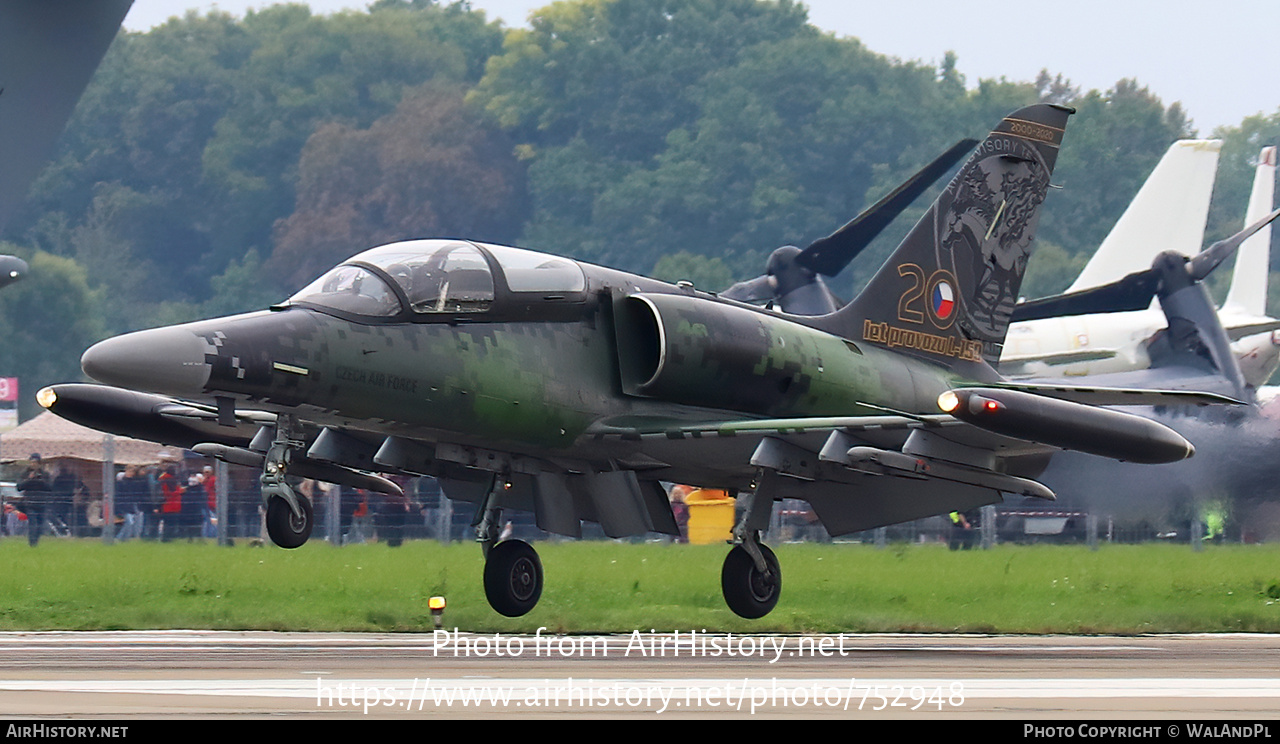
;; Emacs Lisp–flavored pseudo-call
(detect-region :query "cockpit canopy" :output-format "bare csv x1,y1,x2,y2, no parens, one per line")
286,240,586,318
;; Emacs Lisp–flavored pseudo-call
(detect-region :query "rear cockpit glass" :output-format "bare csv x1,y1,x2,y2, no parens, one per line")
356,241,494,314
288,265,402,317
482,244,585,293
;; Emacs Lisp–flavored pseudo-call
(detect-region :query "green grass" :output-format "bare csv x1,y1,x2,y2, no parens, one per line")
2,539,1280,633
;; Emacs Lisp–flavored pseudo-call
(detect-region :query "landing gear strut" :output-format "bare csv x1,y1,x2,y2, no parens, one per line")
721,472,782,618
475,478,544,617
260,416,312,549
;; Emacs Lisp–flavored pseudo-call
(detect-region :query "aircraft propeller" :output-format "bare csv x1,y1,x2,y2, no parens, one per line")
721,138,979,314
1011,206,1280,323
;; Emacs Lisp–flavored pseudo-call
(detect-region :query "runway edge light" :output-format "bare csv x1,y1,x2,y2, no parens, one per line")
429,596,446,629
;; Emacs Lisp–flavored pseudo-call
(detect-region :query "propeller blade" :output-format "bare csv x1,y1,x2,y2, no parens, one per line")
1187,205,1280,282
721,274,777,303
797,138,979,277
1010,269,1162,322
1012,207,1280,323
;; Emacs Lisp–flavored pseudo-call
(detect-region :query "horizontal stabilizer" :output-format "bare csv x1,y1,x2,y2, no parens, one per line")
999,348,1119,367
1226,319,1280,341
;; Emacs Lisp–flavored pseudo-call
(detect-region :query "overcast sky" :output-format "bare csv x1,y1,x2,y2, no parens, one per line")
122,0,1280,134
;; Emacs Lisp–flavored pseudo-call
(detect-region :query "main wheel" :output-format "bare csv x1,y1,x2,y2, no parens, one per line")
721,543,781,619
483,539,543,617
266,495,313,549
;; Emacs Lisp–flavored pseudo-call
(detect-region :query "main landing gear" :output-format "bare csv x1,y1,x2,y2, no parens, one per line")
722,537,781,619
483,539,543,617
720,474,782,619
260,417,313,549
475,483,544,617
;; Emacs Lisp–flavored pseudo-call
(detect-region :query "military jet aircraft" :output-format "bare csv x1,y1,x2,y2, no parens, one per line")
42,104,1241,619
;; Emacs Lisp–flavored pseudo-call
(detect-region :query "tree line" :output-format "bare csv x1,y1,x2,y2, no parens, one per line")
2,0,1278,419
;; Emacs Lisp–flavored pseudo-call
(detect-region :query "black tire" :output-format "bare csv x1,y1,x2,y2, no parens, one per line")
483,540,543,617
266,495,313,549
721,543,781,619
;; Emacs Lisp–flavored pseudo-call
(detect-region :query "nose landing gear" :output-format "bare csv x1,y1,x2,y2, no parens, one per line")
260,417,313,549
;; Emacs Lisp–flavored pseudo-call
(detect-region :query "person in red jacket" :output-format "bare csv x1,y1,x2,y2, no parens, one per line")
157,465,182,542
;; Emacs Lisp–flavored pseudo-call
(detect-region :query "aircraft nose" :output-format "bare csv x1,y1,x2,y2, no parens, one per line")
81,326,211,397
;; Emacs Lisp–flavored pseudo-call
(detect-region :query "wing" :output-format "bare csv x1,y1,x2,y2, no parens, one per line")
38,382,1200,540
586,411,1059,535
999,348,1119,368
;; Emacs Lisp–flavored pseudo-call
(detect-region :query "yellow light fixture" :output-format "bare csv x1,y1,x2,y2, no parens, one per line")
36,387,57,410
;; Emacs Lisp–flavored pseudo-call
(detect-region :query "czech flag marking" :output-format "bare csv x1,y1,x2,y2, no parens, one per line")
932,280,955,320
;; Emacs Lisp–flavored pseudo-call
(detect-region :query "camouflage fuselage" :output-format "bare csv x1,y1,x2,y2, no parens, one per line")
113,264,962,478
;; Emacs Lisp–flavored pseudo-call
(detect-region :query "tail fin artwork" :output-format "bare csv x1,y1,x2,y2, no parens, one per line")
819,104,1073,370
1067,140,1221,293
1222,146,1277,317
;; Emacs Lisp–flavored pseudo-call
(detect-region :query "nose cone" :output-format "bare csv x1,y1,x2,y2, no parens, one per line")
82,326,211,397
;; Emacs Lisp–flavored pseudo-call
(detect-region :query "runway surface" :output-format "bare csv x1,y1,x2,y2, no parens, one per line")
0,631,1277,718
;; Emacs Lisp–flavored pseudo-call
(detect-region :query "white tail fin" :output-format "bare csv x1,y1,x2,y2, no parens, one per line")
1223,146,1276,316
1067,139,1221,293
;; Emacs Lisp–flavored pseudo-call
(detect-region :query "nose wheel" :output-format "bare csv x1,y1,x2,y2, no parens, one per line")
721,542,781,619
265,492,313,549
483,539,543,617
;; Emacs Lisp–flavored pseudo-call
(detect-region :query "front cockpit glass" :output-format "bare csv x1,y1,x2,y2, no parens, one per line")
288,265,402,317
481,244,586,293
354,241,494,314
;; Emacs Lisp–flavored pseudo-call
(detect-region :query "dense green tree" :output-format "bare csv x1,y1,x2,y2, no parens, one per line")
4,2,506,337
271,82,526,288
651,251,734,291
202,2,506,270
1026,79,1194,296
0,0,1250,360
473,0,810,157
0,247,105,420
471,0,817,269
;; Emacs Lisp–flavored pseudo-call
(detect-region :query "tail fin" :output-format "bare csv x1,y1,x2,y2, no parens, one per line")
1222,146,1276,316
1067,140,1220,293
820,104,1072,370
